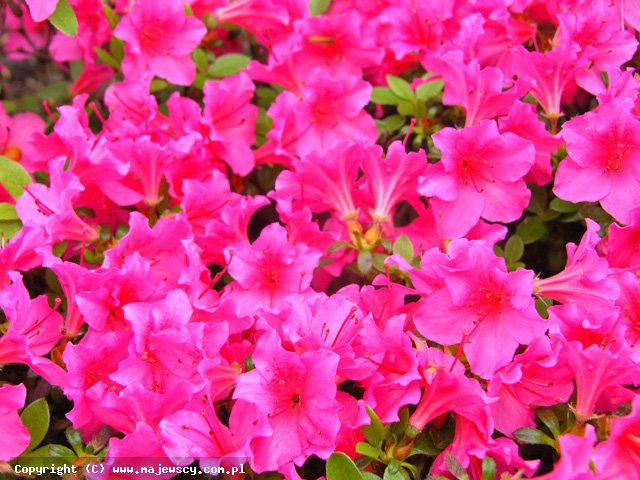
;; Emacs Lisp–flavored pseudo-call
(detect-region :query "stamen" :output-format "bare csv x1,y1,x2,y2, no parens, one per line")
403,118,417,148
42,100,57,123
198,251,234,299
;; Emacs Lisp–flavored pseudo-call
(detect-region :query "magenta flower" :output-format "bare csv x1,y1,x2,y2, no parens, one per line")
225,223,322,311
115,0,206,85
593,395,640,477
419,120,535,230
24,0,58,22
422,50,526,127
233,332,341,472
0,384,29,461
413,240,546,378
554,98,640,224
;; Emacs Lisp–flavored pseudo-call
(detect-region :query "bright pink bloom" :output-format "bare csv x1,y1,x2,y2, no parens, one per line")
564,340,635,421
160,399,269,470
419,120,534,231
110,290,204,393
257,69,376,163
413,240,546,378
488,337,573,435
202,74,258,176
0,384,29,461
233,332,341,471
224,223,321,312
511,42,586,121
25,0,58,22
16,158,99,243
536,425,597,480
362,141,428,224
536,219,619,317
272,140,372,220
421,50,526,127
0,103,45,170
499,100,562,186
115,0,206,85
556,1,638,72
593,395,640,478
554,98,640,224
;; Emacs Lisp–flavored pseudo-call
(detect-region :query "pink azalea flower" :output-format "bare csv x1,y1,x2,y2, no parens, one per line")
413,239,547,378
25,0,58,22
362,141,428,224
0,384,30,462
593,395,640,478
421,50,526,127
202,74,258,176
601,209,640,271
536,425,597,480
160,399,269,470
224,223,322,312
498,100,562,186
110,290,204,393
419,120,535,231
115,0,206,85
256,69,376,164
16,158,99,244
272,140,371,221
233,332,341,471
536,219,619,318
0,103,45,169
554,98,640,224
511,41,587,123
488,337,574,435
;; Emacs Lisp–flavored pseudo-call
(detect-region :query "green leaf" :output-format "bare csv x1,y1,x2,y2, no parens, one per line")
0,203,18,221
371,87,401,105
193,48,208,73
517,216,547,244
309,0,331,15
536,408,561,438
357,250,373,275
326,452,364,480
48,0,78,36
102,3,119,29
362,406,385,448
393,234,414,262
94,47,120,70
386,75,413,102
549,197,581,213
363,474,383,480
396,100,416,117
36,82,70,101
149,79,169,93
415,79,443,101
20,398,50,453
513,428,557,449
355,442,381,460
504,235,524,264
327,241,351,255
376,115,405,133
110,36,125,63
0,156,32,199
481,457,496,480
409,432,439,457
65,427,84,456
48,444,76,461
383,461,408,480
208,54,251,77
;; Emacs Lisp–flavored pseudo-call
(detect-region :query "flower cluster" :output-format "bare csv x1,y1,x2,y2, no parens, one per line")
1,0,640,479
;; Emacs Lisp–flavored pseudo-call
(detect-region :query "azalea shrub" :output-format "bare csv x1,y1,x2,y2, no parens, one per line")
1,0,640,479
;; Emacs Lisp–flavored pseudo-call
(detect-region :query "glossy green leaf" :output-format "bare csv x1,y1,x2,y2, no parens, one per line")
517,216,548,244
362,406,385,448
208,54,251,77
514,428,557,448
393,234,414,262
326,452,364,480
386,75,413,101
481,457,496,480
357,250,373,275
20,398,50,453
309,0,331,15
48,0,78,36
504,235,524,264
0,156,32,200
